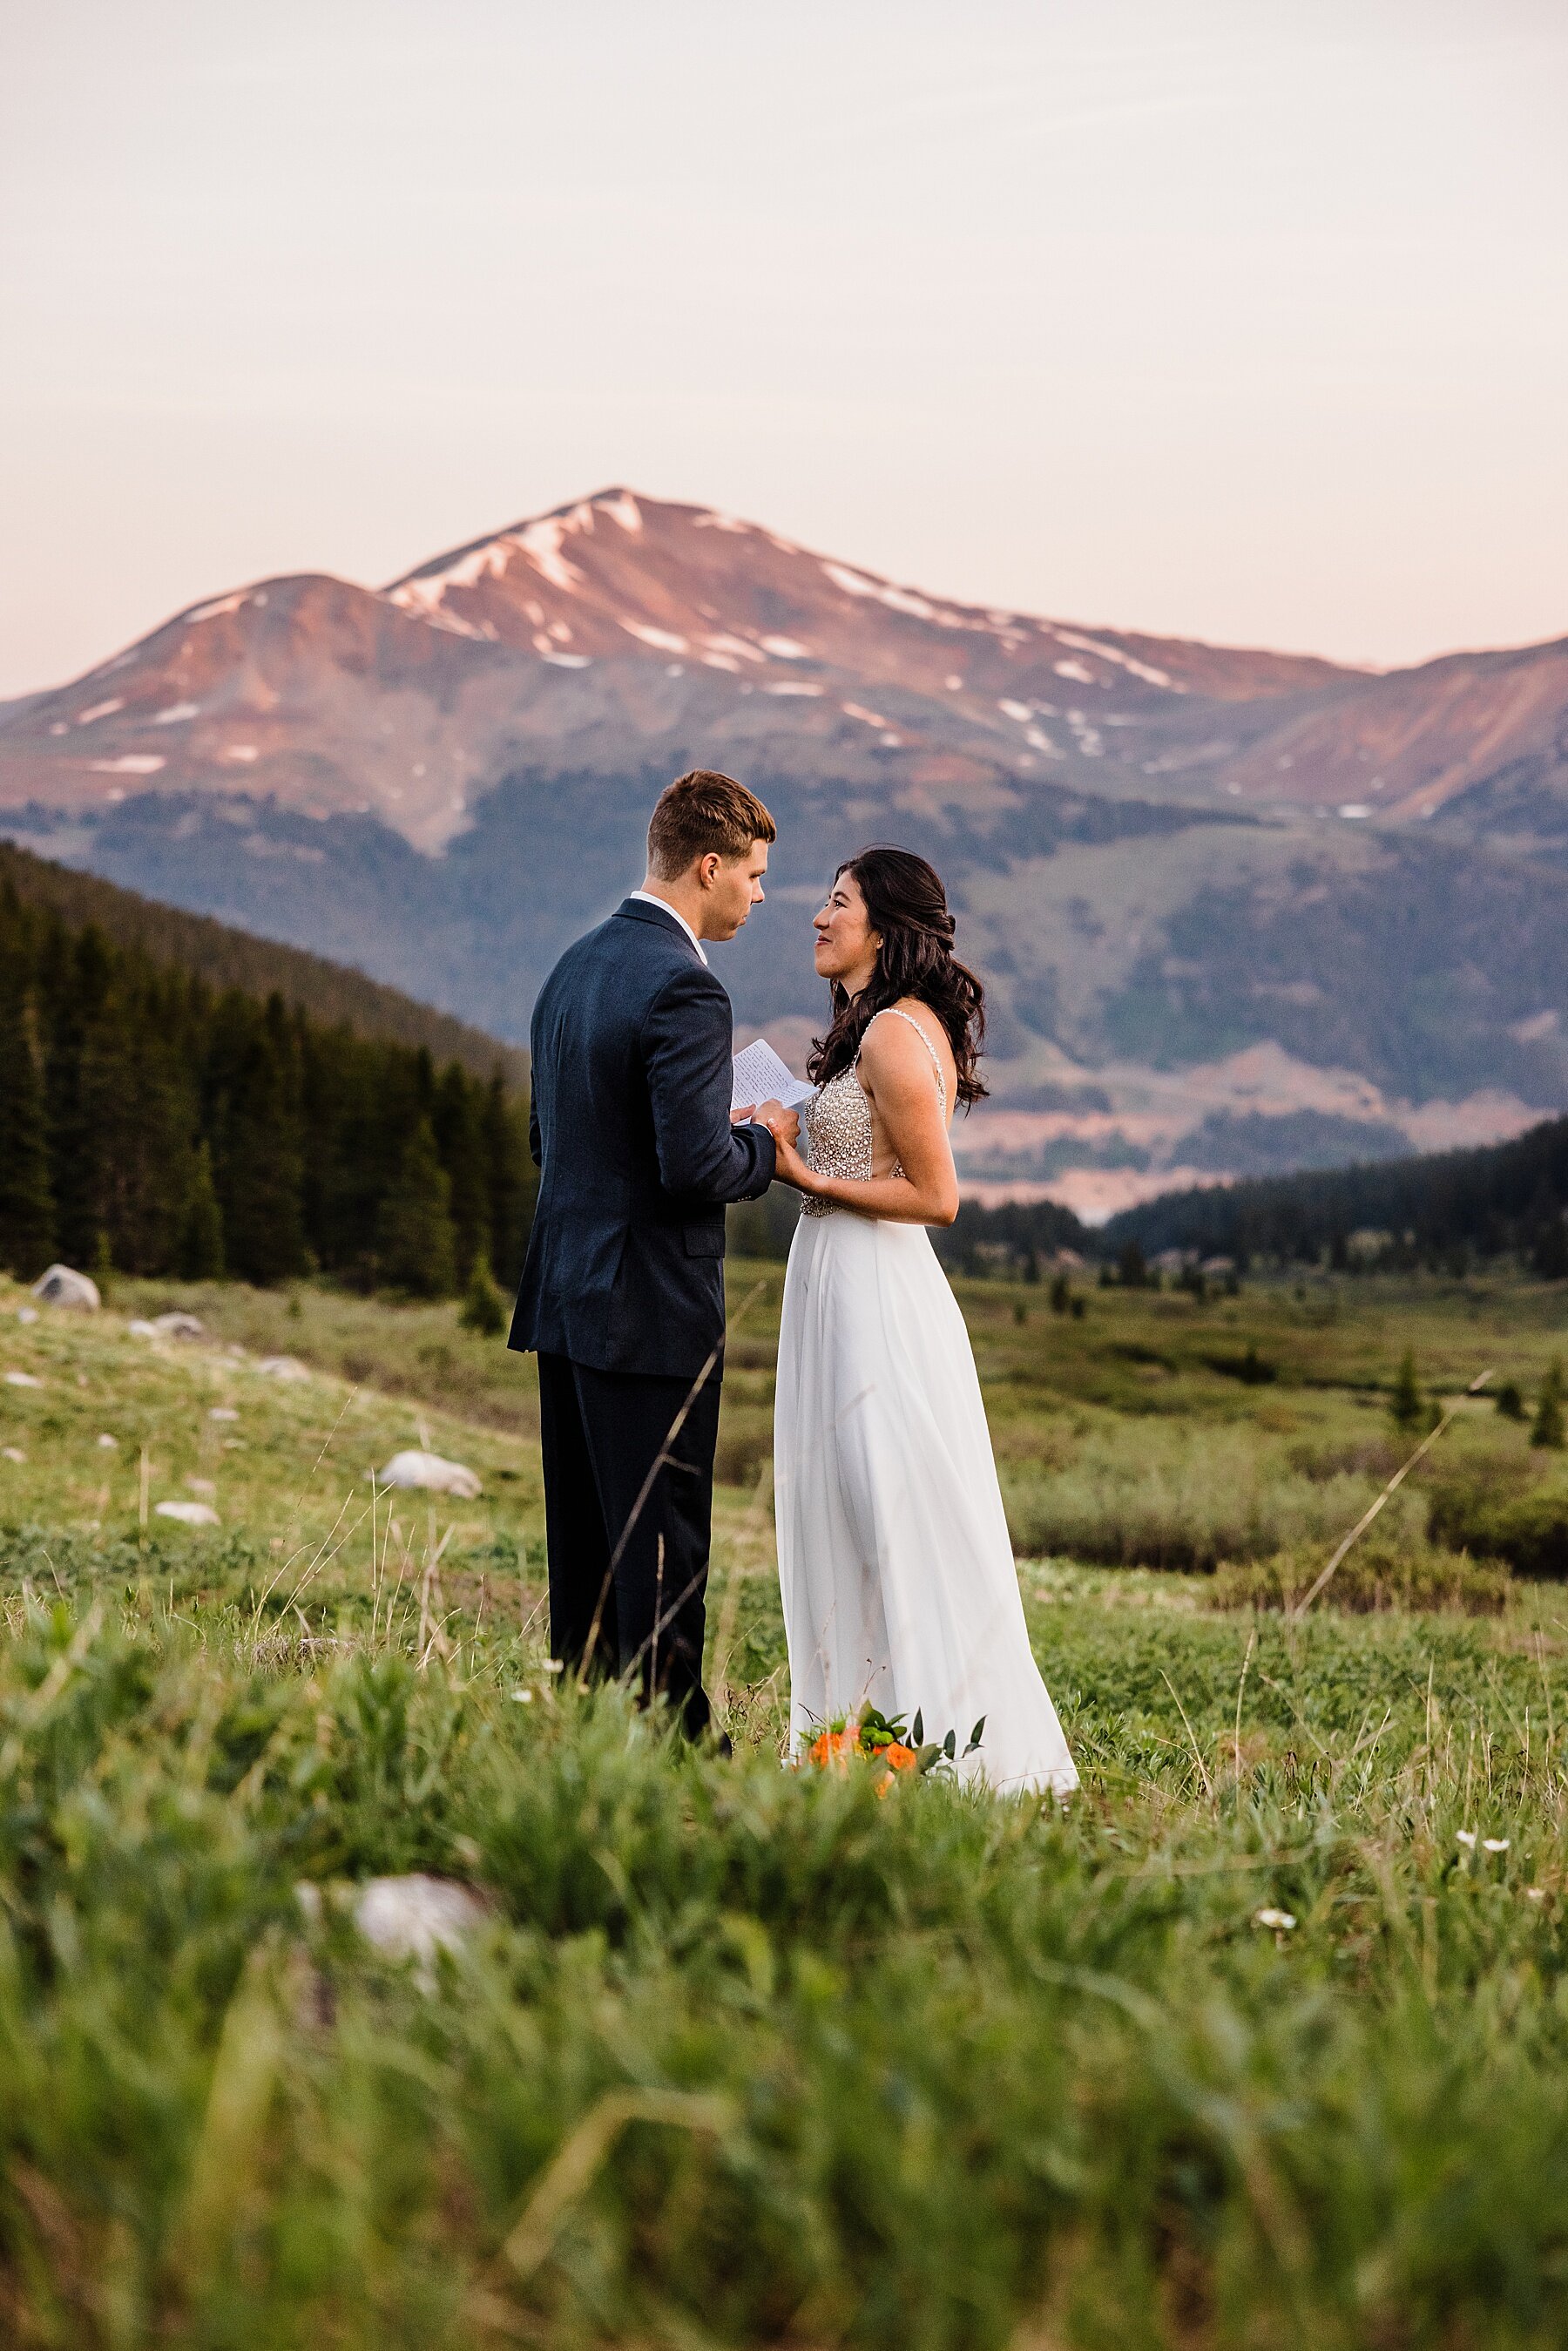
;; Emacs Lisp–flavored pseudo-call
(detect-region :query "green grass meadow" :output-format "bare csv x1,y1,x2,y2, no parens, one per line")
2,1263,1567,2347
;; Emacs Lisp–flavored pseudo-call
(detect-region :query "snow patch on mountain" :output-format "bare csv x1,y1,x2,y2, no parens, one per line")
622,622,688,654
1054,629,1180,692
597,491,643,533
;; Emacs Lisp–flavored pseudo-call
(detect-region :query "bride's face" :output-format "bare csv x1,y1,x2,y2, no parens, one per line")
813,870,880,993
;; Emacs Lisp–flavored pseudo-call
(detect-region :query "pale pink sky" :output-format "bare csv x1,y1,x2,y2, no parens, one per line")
2,0,1565,697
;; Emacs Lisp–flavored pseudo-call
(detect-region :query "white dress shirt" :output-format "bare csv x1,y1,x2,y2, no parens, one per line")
627,889,708,966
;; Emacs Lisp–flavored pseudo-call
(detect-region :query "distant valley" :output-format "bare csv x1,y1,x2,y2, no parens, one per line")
3,489,1565,1216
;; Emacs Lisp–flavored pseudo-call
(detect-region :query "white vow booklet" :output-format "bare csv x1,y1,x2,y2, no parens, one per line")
730,1037,814,1115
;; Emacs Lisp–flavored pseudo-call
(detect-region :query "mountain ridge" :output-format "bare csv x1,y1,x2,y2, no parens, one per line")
2,487,1565,1214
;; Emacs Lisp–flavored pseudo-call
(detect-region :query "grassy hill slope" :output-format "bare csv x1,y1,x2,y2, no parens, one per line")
3,1267,1568,2342
0,839,524,1083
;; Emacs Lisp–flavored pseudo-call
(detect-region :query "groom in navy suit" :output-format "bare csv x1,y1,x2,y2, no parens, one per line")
510,769,797,1739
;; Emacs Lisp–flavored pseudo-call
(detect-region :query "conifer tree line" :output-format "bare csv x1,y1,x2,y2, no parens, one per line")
0,880,536,1297
1099,1112,1568,1275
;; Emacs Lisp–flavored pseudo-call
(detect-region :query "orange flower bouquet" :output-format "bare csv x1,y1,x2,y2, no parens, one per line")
803,1704,984,1789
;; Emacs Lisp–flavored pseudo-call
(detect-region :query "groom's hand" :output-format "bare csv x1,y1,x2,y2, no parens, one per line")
752,1098,800,1149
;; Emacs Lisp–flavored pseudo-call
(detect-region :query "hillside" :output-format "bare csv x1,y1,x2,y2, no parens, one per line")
0,871,534,1291
2,489,1565,1209
1100,1110,1568,1272
6,1265,1568,2338
0,841,524,1082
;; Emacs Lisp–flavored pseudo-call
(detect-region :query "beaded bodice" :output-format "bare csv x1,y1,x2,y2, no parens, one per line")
800,1008,947,1217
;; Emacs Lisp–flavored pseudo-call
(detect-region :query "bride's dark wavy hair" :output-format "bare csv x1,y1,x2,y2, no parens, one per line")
807,845,988,1108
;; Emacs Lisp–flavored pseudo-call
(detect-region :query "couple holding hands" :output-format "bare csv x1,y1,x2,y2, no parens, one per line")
511,768,1076,1796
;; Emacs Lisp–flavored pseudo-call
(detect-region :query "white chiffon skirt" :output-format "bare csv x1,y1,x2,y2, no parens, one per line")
774,1210,1078,1796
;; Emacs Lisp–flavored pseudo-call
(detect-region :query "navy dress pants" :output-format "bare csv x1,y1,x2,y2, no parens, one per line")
535,1350,723,1738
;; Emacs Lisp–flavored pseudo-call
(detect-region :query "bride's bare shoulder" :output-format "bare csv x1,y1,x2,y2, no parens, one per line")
861,1000,955,1084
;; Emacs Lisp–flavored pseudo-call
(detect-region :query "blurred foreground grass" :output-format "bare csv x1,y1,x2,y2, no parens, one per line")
1,1266,1567,2345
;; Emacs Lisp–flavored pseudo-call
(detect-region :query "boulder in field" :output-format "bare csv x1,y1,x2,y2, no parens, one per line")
256,1355,309,1381
155,1500,220,1527
298,1873,490,1986
31,1265,100,1311
4,1371,42,1388
15,1306,37,1325
374,1449,483,1499
151,1311,206,1341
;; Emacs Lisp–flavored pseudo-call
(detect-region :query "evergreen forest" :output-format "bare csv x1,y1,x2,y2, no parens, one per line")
0,875,535,1296
1101,1112,1568,1274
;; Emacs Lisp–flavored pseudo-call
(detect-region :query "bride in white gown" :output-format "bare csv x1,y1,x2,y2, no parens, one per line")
766,848,1077,1797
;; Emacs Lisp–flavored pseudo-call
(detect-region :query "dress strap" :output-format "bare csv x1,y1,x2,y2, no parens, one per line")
862,1006,948,1107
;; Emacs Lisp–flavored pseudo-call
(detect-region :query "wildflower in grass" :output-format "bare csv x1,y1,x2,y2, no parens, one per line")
1456,1830,1477,1848
808,1727,856,1772
1527,1887,1548,1902
802,1705,982,1778
1484,1838,1510,1853
1254,1907,1296,1931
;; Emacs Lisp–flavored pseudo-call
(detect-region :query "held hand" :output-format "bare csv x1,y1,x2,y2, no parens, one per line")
769,1131,815,1193
752,1098,801,1150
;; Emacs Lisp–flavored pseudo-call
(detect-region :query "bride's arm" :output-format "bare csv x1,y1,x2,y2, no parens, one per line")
771,1018,960,1226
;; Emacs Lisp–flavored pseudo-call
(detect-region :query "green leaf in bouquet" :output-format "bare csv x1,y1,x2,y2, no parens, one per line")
943,1728,956,1758
912,1709,924,1746
964,1716,986,1756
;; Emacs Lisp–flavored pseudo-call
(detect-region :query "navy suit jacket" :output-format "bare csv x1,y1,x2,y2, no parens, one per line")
509,898,777,1378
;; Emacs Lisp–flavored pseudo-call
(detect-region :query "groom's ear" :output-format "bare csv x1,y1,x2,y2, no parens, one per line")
695,851,724,891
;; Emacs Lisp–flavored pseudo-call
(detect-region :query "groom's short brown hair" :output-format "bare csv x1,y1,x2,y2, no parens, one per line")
647,769,776,878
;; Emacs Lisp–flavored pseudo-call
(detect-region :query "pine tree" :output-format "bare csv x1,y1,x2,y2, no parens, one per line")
74,1000,197,1275
179,1141,226,1280
222,1027,308,1284
1536,1216,1568,1282
459,1250,508,1336
1531,1360,1565,1452
1049,1271,1071,1316
1117,1241,1148,1291
376,1117,458,1295
483,1072,536,1286
432,1062,493,1280
0,983,55,1277
1389,1346,1424,1434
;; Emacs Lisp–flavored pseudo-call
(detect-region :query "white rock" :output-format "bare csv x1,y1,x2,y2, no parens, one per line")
151,1311,206,1340
4,1371,42,1388
255,1355,309,1381
374,1449,483,1499
16,1305,38,1325
127,1319,158,1338
97,1433,118,1448
353,1875,489,1967
186,1475,217,1496
155,1500,220,1527
209,1406,240,1421
31,1264,101,1311
1,1447,24,1465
